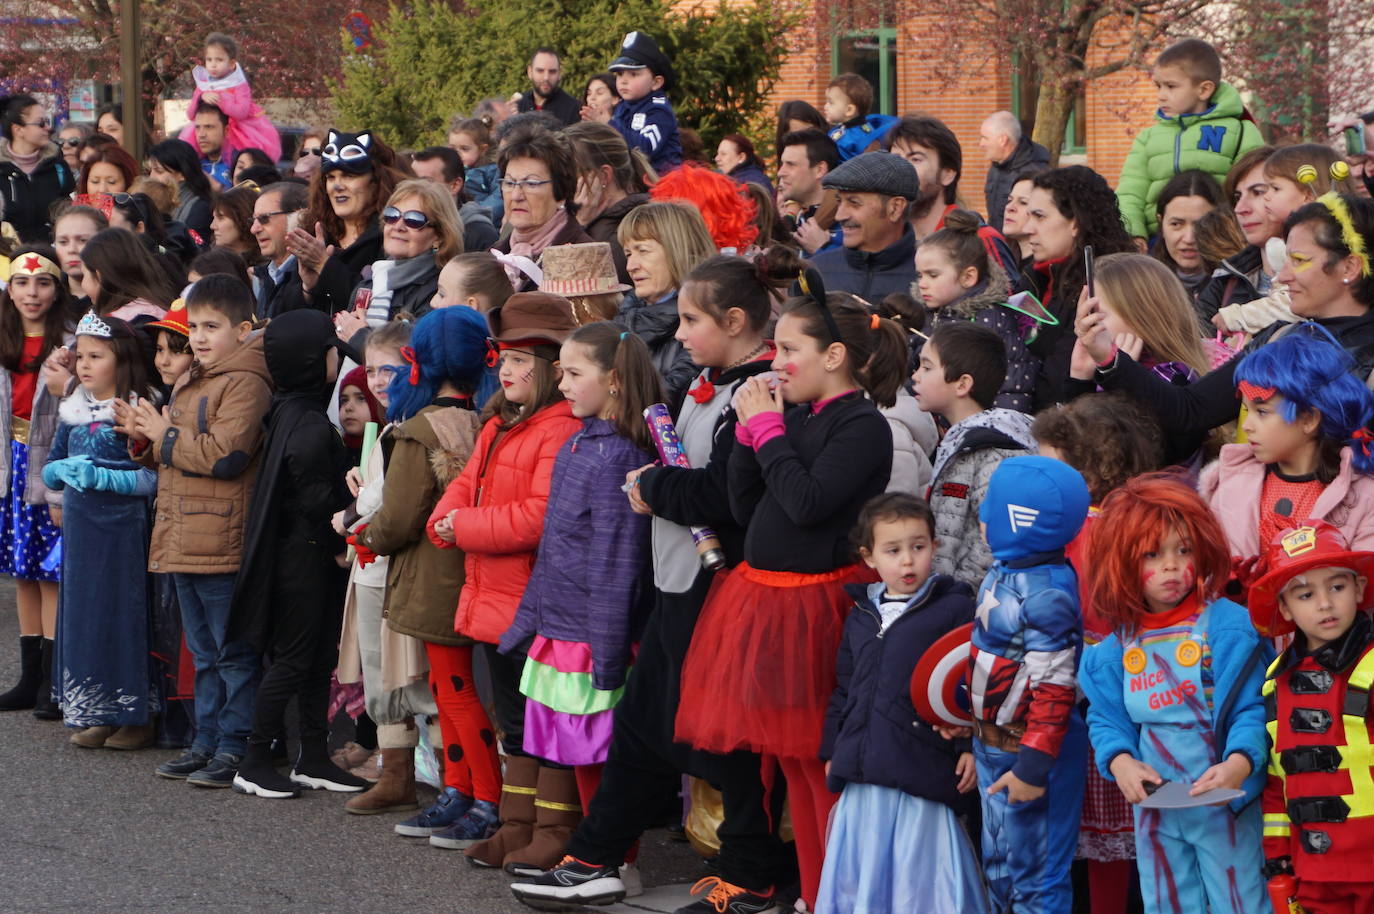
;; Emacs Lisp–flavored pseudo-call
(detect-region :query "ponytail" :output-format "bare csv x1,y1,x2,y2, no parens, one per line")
683,253,783,331
923,208,990,281
567,321,662,453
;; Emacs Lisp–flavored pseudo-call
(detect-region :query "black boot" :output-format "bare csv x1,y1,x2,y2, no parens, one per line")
0,635,42,711
232,740,300,799
31,638,61,720
291,738,369,792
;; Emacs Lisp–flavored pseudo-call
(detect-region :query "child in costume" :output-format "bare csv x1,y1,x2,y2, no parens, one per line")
1033,392,1167,914
227,309,362,799
426,292,582,872
1201,332,1374,567
916,208,1041,412
178,32,282,170
824,73,898,162
608,32,682,173
960,455,1090,914
1251,521,1374,913
348,308,500,836
1115,37,1262,241
45,312,159,747
1080,474,1270,914
674,270,907,911
815,493,988,914
0,248,71,716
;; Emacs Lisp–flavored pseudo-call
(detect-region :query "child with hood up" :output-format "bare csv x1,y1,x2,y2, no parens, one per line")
228,309,362,799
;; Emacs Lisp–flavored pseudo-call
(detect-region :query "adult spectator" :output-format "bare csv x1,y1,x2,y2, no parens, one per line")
1195,146,1278,323
290,129,404,313
774,99,828,154
250,181,309,318
776,128,842,254
715,134,773,196
146,139,215,242
1021,165,1136,407
293,129,326,181
77,144,139,196
211,183,266,267
55,121,90,175
109,192,194,285
513,48,580,126
191,103,235,189
94,103,149,152
78,133,117,168
810,151,918,303
0,94,76,241
885,115,962,241
581,73,620,124
1150,170,1227,302
411,145,499,252
565,121,653,284
493,129,594,291
232,148,274,184
1082,194,1374,445
979,110,1050,231
1000,165,1050,265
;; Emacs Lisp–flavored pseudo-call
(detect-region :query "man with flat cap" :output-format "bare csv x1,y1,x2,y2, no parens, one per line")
608,31,683,172
806,151,919,304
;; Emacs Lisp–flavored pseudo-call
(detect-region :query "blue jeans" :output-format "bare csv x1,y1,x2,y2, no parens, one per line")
173,572,260,757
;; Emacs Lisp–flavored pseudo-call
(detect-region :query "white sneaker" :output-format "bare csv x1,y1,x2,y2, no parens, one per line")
619,863,643,898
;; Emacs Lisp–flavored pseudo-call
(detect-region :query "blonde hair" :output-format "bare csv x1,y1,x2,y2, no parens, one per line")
1094,253,1209,374
387,178,464,268
616,202,716,293
1264,144,1359,198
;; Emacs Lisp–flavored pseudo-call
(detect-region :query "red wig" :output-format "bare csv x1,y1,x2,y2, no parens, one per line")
650,163,759,252
1086,473,1232,635
78,144,140,196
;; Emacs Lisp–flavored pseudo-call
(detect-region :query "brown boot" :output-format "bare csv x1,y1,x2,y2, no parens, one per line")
465,754,538,868
69,725,116,748
105,723,156,750
502,765,583,877
345,748,419,815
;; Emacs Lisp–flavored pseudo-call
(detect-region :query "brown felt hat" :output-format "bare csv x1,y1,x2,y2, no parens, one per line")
487,292,578,345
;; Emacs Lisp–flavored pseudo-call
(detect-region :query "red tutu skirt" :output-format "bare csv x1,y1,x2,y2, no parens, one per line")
674,562,874,759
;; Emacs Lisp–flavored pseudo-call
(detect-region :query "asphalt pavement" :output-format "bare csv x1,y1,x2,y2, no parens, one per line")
0,578,706,913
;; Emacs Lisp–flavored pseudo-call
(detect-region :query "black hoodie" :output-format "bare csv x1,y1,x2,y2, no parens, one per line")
229,310,353,651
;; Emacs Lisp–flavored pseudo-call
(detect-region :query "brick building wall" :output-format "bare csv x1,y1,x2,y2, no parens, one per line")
762,5,1159,216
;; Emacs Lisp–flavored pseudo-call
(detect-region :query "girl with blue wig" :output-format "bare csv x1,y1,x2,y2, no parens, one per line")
344,307,507,837
1201,330,1374,566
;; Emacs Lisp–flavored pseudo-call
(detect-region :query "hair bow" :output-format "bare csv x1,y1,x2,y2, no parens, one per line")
490,249,543,288
1353,427,1374,459
400,345,421,385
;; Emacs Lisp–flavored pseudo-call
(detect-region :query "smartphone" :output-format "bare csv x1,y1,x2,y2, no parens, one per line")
1084,245,1095,299
1347,126,1367,157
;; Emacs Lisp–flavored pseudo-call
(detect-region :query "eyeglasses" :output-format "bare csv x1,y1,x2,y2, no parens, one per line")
252,210,291,226
382,206,431,230
500,178,554,192
57,138,82,148
299,146,323,157
21,117,50,129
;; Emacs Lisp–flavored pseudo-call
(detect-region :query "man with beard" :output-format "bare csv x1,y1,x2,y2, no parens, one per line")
807,151,919,304
513,47,581,126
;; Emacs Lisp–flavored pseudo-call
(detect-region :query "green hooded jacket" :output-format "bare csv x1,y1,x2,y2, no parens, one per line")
1115,81,1264,238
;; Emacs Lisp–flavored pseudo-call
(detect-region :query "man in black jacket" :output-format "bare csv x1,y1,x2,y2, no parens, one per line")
980,111,1049,232
808,152,919,304
0,94,75,242
513,48,581,127
250,182,309,319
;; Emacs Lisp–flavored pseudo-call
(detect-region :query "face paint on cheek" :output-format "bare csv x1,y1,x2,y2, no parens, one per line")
1180,564,1196,591
783,362,797,376
521,368,534,383
1143,569,1156,585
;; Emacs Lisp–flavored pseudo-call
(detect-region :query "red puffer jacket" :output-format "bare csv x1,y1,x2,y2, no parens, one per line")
426,401,582,644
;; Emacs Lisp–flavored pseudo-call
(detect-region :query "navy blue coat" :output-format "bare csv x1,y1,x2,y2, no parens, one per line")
805,225,916,305
821,577,975,809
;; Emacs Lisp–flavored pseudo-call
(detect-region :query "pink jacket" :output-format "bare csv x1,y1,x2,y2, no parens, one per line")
1199,443,1374,558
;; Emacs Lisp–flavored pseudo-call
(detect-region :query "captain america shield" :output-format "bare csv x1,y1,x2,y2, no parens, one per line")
910,622,973,727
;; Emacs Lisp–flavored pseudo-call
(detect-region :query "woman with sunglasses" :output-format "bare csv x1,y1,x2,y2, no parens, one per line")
76,144,139,197
0,94,76,243
494,129,594,292
55,122,90,175
334,180,465,344
293,129,406,315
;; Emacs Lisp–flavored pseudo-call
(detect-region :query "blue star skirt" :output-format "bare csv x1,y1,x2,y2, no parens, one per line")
0,440,60,582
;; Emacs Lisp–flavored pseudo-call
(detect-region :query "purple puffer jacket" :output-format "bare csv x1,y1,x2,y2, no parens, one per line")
498,417,653,690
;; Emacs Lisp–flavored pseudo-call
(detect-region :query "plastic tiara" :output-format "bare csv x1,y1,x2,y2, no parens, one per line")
1317,192,1373,278
75,310,113,339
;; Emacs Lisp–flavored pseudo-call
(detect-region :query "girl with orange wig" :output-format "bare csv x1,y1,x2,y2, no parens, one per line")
1078,474,1271,914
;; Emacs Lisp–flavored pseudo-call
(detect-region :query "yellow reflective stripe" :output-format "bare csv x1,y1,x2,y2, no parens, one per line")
502,784,537,795
534,799,581,812
1263,812,1291,838
1351,648,1374,690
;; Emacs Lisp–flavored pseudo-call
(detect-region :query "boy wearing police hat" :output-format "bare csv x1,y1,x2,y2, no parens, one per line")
608,31,682,173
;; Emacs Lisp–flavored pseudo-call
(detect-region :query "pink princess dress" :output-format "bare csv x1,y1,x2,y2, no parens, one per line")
178,64,281,164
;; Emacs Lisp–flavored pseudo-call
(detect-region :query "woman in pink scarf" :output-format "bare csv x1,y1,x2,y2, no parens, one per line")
493,130,594,291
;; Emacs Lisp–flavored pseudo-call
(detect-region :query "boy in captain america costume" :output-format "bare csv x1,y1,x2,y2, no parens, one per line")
607,31,682,173
959,456,1090,913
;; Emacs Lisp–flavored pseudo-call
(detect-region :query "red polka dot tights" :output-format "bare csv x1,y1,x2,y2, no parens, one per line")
425,643,502,804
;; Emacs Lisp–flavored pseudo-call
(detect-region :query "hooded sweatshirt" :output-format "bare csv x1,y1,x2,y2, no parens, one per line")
969,456,1090,785
229,310,353,650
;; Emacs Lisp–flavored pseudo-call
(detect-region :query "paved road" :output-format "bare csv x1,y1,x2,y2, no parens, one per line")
0,579,706,913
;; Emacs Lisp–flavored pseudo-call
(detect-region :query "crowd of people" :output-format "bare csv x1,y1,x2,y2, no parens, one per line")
3,23,1374,914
